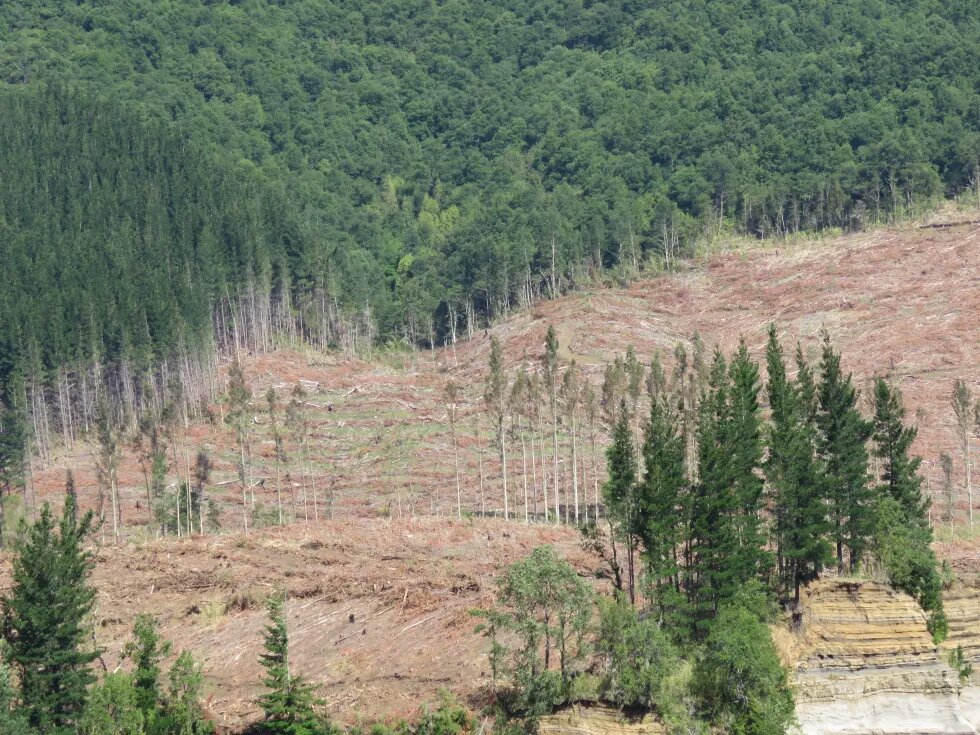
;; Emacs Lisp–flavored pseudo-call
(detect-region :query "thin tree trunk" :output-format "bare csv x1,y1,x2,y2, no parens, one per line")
499,416,508,521
451,408,462,518
571,415,579,523
476,414,486,515
520,417,529,524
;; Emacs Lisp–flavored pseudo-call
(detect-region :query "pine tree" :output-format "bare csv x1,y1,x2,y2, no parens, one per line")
816,333,872,572
688,350,739,632
871,377,946,640
603,401,638,604
872,379,929,527
765,328,831,601
258,591,325,735
0,386,26,548
636,392,687,620
2,492,98,734
123,613,171,716
726,340,768,581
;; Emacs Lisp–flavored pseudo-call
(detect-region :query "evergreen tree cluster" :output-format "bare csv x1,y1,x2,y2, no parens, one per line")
602,326,946,639
0,493,215,734
1,0,979,405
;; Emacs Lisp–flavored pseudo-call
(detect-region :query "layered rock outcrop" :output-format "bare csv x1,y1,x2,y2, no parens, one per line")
538,705,666,735
538,577,980,735
787,578,979,735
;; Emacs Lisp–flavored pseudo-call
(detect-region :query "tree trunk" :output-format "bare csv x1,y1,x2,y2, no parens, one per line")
571,415,579,523
499,416,508,521
451,408,462,518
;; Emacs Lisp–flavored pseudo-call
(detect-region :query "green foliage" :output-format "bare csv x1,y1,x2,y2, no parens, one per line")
3,0,979,408
689,345,768,633
124,614,172,716
81,673,146,735
765,327,832,601
474,546,592,717
635,394,687,623
870,378,946,641
595,595,678,709
948,646,974,685
692,587,795,735
816,334,873,572
256,591,330,735
150,650,214,735
0,655,31,735
1,493,98,735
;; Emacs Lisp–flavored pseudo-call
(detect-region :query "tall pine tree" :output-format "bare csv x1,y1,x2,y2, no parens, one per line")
636,393,687,622
816,333,872,572
603,401,638,604
2,492,98,735
871,377,946,640
257,591,326,735
765,328,831,601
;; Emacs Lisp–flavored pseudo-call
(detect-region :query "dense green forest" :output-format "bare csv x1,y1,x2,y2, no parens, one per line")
1,0,979,447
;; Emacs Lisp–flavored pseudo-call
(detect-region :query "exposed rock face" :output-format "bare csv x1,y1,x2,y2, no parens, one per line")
538,578,980,735
787,578,980,735
538,705,666,735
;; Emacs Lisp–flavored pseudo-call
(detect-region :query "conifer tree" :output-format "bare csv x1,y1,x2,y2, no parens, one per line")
726,340,768,580
872,379,929,526
2,492,98,735
689,350,738,632
871,377,947,640
604,401,638,604
123,613,171,716
636,392,687,620
0,378,26,548
765,328,831,601
817,333,873,572
258,591,324,735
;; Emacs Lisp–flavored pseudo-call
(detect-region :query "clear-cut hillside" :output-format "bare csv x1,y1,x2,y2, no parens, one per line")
28,219,980,534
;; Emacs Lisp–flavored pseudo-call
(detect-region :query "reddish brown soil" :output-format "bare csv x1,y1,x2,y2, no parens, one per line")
0,518,591,731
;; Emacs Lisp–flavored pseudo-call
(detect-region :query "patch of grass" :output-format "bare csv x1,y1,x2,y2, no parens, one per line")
198,599,226,626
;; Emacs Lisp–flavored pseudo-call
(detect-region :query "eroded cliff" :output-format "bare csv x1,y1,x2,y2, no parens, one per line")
785,577,980,735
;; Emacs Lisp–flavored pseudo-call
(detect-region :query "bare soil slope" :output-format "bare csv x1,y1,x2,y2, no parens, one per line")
33,220,978,526
0,518,589,730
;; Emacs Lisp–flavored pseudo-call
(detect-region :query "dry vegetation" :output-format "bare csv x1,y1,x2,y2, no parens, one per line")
5,219,979,728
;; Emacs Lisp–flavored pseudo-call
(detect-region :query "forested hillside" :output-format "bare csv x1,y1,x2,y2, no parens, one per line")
1,0,979,448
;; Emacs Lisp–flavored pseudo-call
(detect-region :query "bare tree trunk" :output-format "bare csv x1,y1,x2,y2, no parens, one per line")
552,398,560,523
476,414,486,515
530,427,538,518
520,416,529,524
240,442,249,534
451,407,462,518
499,416,509,521
571,414,579,523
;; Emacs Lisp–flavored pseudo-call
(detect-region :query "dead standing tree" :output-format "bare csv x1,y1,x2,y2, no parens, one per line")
485,336,510,520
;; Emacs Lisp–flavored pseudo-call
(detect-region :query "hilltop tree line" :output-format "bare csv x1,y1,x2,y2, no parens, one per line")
2,0,980,457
